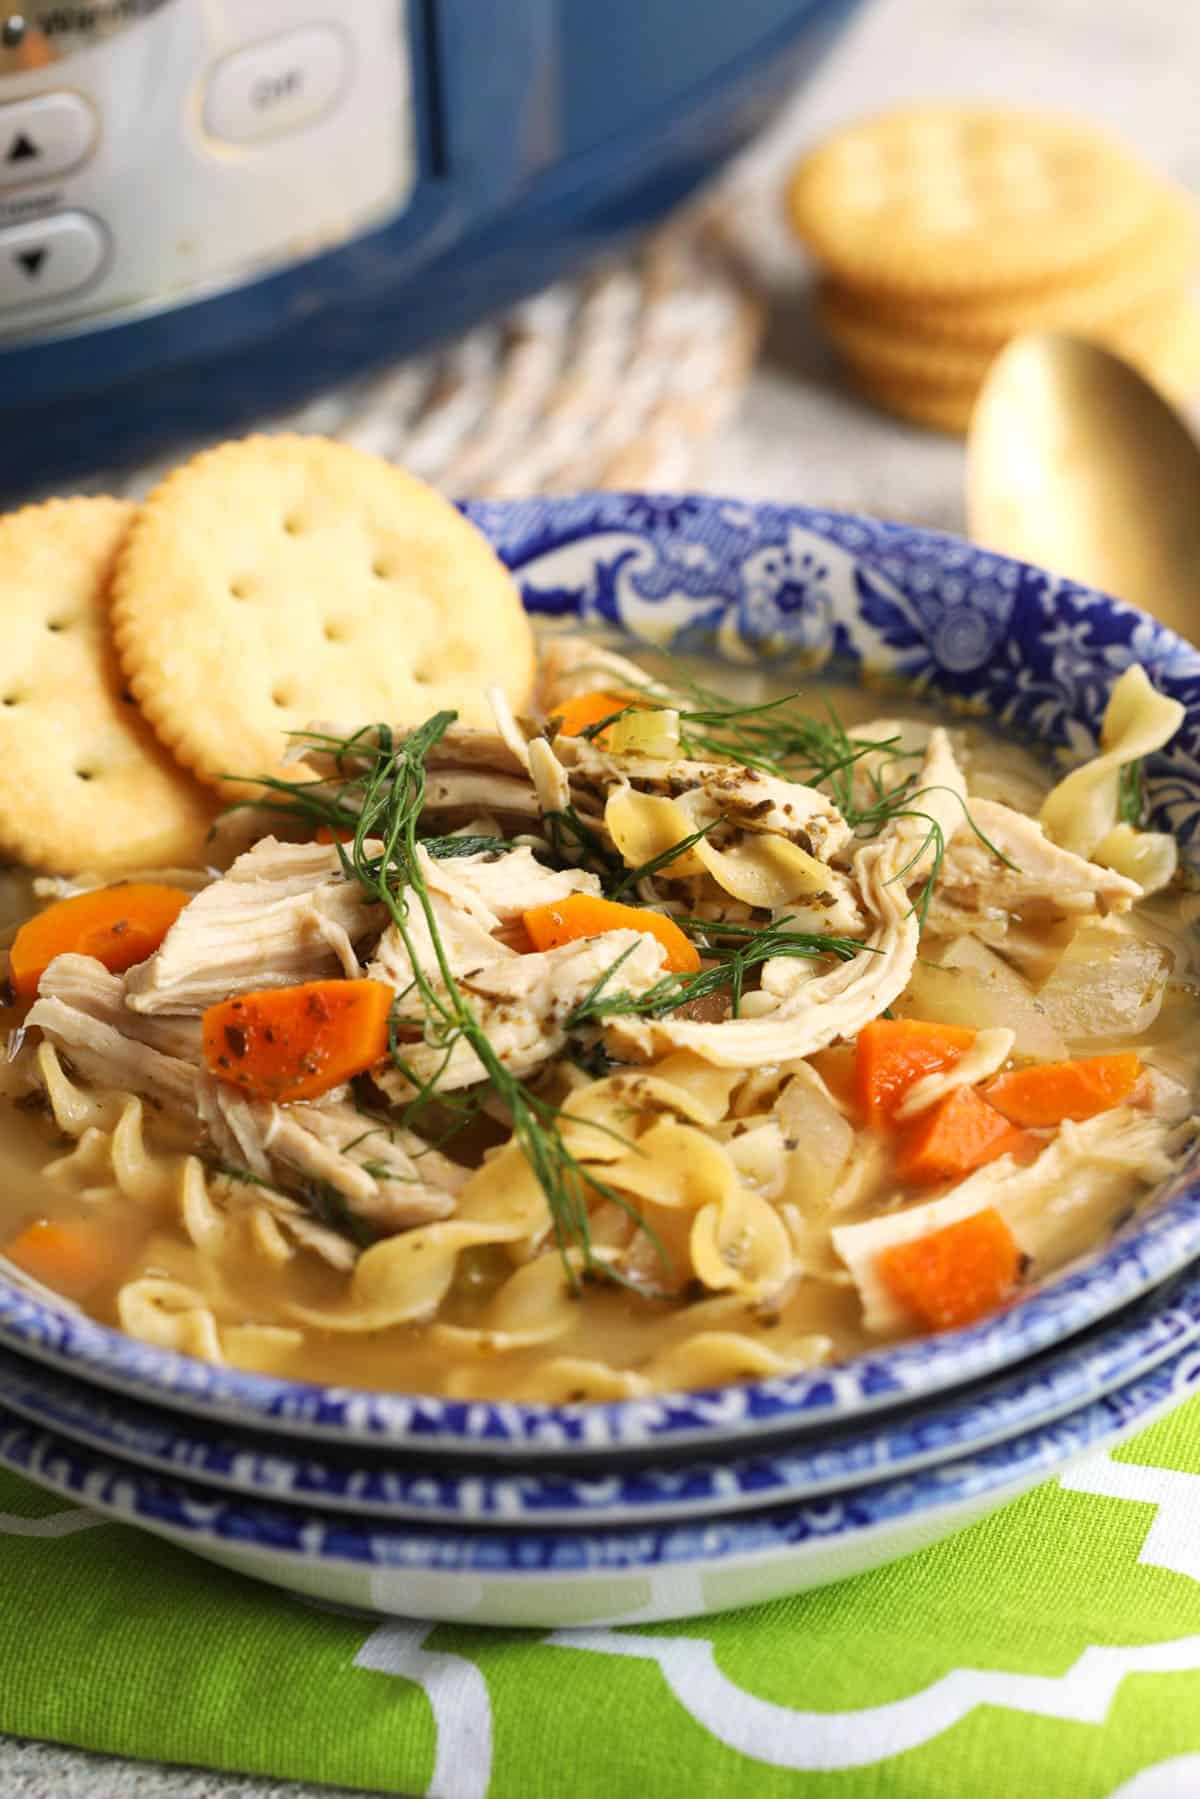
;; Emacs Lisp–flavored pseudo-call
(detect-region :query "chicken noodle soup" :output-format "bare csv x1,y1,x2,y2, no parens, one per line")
0,641,1196,1402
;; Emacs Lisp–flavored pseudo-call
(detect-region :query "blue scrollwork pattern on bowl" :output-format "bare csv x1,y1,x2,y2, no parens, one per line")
0,1346,1196,1574
0,1260,1198,1525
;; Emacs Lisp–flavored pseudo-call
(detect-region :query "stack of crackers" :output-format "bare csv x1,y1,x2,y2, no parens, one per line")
0,437,535,876
787,104,1200,434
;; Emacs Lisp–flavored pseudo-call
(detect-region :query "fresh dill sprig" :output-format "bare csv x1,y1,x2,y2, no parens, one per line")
420,834,515,859
212,1161,382,1250
1118,758,1145,826
222,772,516,866
593,661,916,791
243,716,666,1292
575,703,642,742
565,917,865,1028
606,817,721,900
839,777,1017,926
543,804,625,884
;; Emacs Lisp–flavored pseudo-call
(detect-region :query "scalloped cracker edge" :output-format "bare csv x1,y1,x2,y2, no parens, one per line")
109,435,538,799
0,497,217,874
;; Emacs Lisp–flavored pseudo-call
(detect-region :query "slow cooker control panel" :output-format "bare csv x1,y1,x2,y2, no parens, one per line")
0,0,416,340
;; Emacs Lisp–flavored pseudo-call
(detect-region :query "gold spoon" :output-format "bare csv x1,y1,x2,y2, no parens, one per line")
966,331,1200,642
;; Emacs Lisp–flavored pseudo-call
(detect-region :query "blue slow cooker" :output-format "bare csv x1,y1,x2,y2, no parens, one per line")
0,0,860,497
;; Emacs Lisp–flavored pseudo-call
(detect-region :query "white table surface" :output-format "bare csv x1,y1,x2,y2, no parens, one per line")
6,0,1199,1791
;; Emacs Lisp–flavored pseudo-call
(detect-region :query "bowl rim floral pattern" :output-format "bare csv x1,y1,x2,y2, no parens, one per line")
1,490,1199,1458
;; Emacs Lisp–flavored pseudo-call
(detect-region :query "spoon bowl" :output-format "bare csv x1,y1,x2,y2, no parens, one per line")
967,331,1200,643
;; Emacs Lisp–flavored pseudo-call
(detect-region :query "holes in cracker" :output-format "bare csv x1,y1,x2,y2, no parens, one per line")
283,515,306,538
230,579,251,601
372,557,394,580
271,686,293,710
75,768,94,783
323,620,347,644
413,668,433,687
46,618,70,633
2,694,19,709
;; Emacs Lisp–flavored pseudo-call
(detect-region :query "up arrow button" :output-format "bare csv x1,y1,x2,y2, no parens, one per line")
0,93,96,189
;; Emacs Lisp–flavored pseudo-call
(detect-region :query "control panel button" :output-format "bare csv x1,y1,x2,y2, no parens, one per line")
0,92,97,188
0,211,106,307
204,26,348,146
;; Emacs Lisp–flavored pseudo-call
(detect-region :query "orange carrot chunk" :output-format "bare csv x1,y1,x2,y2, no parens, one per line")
894,1085,1035,1186
4,1218,115,1300
878,1207,1022,1332
522,893,700,975
983,1053,1141,1127
202,979,394,1103
9,883,192,1000
854,1017,977,1128
547,689,634,743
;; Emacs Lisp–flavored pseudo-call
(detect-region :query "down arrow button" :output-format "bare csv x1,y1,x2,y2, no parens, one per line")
0,212,107,308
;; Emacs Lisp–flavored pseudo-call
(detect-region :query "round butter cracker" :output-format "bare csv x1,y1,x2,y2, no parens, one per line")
110,436,537,798
788,105,1165,297
847,291,1200,437
848,373,979,437
821,280,1200,392
821,191,1198,349
0,498,217,875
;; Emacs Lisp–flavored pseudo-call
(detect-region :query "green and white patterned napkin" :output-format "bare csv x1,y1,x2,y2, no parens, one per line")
4,1394,1200,1798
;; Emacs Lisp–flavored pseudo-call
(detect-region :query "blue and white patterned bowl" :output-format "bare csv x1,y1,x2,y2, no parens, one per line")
2,493,1199,1457
2,1342,1197,1627
1,1261,1198,1526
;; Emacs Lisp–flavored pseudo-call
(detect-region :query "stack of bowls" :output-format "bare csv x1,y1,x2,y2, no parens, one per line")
1,494,1198,1629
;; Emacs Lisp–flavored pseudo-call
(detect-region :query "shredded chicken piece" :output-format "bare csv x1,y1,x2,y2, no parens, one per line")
367,844,602,992
485,684,534,773
935,798,1142,923
527,736,571,815
606,729,966,1069
296,720,543,820
199,1084,460,1233
1133,1066,1195,1123
376,929,668,1099
302,719,530,780
37,954,201,1063
125,838,384,1015
31,951,457,1236
537,635,674,711
196,1079,271,1177
370,894,516,989
205,1166,359,1273
27,995,198,1117
423,844,600,926
834,1107,1180,1334
422,771,542,816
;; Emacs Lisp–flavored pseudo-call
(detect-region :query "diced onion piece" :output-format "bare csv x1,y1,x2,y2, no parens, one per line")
897,937,1067,1062
605,707,681,759
1037,920,1169,1045
775,1076,855,1207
